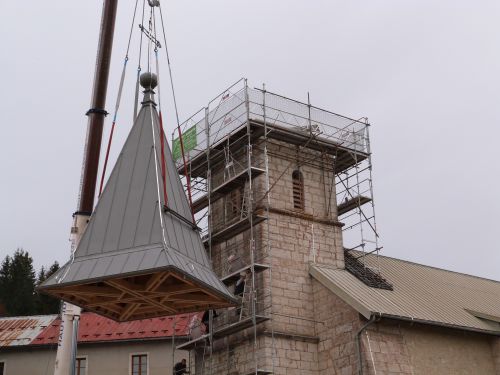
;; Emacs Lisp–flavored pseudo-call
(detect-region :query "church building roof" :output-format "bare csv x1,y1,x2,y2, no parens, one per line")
311,251,500,334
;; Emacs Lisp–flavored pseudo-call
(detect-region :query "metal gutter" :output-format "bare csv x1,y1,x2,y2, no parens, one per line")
1,336,191,352
377,312,500,337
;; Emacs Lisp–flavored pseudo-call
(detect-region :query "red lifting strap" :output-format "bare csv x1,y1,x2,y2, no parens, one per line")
98,121,117,197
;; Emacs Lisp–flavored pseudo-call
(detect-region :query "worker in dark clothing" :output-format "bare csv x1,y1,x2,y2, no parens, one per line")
173,358,189,374
234,272,246,296
201,309,218,333
234,271,247,317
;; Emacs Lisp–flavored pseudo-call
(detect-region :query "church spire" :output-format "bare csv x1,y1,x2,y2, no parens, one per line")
40,73,236,322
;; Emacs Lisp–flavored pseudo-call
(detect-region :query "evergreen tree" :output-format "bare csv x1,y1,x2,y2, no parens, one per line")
0,255,12,313
0,249,36,316
35,261,61,314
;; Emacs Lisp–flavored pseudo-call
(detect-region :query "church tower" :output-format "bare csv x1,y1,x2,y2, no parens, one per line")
173,79,377,375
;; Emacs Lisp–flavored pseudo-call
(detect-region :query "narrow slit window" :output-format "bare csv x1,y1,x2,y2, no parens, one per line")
292,170,304,210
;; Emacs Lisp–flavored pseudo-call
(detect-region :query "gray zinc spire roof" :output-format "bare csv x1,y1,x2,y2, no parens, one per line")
40,73,236,321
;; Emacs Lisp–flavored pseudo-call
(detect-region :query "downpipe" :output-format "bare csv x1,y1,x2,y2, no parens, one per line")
356,314,379,375
70,315,80,375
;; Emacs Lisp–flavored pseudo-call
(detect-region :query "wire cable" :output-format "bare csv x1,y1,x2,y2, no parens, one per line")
133,0,147,119
148,5,168,206
98,0,140,195
158,4,181,128
157,4,195,218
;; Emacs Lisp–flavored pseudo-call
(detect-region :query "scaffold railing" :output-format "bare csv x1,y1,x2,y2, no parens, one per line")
172,79,378,256
173,81,368,172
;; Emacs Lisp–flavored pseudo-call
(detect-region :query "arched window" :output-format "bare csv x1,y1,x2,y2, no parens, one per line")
292,170,304,210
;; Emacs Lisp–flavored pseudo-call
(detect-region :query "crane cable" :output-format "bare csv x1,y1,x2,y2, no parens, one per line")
98,0,195,221
157,2,195,220
98,0,141,196
150,5,169,207
133,0,147,120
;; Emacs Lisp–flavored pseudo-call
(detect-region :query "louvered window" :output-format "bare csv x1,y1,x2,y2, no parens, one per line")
292,170,304,210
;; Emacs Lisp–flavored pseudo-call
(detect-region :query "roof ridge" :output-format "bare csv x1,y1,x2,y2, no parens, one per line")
350,250,500,284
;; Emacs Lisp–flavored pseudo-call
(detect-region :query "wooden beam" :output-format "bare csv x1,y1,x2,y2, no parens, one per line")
145,271,170,291
106,278,177,314
168,272,197,287
166,293,216,303
167,272,224,302
62,293,91,304
100,303,123,315
120,302,142,321
125,272,172,319
150,283,200,295
172,299,229,308
59,285,122,297
86,295,144,308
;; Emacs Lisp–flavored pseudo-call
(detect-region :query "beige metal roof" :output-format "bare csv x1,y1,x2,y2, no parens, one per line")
310,251,500,334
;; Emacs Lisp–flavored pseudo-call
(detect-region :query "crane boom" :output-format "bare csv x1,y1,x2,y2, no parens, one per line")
53,1,118,374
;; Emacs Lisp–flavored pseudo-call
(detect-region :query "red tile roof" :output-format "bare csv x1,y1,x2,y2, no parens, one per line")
1,312,202,347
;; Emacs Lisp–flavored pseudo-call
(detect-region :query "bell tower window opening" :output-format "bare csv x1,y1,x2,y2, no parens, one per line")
292,169,304,210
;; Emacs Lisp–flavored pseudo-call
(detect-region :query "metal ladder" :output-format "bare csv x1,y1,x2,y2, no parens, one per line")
239,273,252,321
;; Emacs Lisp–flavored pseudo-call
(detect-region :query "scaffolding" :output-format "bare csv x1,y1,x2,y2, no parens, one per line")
171,79,378,375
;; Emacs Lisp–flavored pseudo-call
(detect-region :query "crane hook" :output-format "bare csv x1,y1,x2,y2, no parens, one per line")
148,0,160,7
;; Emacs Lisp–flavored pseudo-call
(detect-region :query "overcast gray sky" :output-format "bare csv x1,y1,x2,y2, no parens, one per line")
0,1,499,280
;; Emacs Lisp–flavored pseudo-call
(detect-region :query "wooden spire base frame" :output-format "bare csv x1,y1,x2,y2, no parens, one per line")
44,270,234,322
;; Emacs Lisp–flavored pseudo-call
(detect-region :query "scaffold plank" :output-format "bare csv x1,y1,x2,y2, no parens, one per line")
175,334,209,351
337,195,372,216
178,119,367,178
175,315,270,350
191,167,266,213
221,263,270,285
204,215,267,246
250,120,369,174
178,124,265,178
213,315,269,338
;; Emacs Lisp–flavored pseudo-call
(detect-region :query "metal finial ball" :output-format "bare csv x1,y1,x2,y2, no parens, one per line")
140,72,158,90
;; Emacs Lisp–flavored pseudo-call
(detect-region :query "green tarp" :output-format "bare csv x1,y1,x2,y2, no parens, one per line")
172,125,197,160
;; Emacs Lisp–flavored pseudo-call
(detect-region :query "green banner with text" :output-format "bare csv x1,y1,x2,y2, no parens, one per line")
172,125,197,160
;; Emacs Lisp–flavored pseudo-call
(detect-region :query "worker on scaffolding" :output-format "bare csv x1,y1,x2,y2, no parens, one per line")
234,271,246,317
227,253,245,274
227,253,247,317
173,358,189,375
201,309,218,333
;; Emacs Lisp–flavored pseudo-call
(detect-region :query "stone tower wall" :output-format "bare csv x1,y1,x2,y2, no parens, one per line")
202,136,346,374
